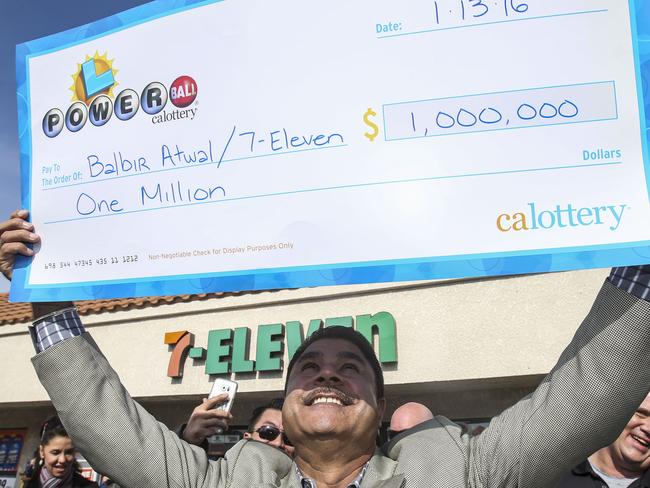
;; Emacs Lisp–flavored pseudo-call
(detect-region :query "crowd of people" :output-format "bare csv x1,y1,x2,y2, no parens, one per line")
3,209,650,488
18,393,650,488
17,398,420,487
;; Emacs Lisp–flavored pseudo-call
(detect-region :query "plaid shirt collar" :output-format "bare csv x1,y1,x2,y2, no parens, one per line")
295,461,370,488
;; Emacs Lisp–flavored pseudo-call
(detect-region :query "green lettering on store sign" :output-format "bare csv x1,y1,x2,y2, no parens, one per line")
286,319,323,360
356,312,397,363
324,316,353,328
195,312,397,376
205,329,231,375
306,318,323,338
231,327,255,373
256,323,284,371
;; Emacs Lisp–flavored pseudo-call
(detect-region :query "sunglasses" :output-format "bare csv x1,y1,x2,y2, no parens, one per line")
254,425,292,446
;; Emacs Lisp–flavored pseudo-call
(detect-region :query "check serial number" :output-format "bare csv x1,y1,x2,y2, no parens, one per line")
43,255,139,270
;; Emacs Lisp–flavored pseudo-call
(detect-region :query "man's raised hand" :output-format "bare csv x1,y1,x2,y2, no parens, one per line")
181,394,233,445
0,210,40,281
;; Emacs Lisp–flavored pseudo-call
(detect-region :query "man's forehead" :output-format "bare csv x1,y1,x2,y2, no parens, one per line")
298,338,366,361
256,408,282,427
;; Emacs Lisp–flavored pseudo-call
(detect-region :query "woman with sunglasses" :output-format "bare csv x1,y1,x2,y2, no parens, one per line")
243,398,294,457
25,417,99,488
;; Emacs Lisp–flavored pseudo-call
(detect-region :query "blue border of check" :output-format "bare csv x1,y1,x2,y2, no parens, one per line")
10,0,650,301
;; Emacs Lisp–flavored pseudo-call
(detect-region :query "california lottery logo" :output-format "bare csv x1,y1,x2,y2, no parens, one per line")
42,51,199,138
496,202,627,232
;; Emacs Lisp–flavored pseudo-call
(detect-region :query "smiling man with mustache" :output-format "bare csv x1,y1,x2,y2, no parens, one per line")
282,329,385,487
3,211,650,488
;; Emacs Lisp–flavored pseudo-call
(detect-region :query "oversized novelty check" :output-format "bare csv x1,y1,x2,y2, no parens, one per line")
11,0,650,301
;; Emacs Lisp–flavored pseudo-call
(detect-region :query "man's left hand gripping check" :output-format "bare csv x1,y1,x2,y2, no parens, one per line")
0,209,40,281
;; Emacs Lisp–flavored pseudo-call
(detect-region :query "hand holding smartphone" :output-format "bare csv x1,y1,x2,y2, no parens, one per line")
208,379,238,435
208,378,238,412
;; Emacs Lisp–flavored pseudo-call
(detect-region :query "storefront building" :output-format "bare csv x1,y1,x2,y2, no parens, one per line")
0,268,609,482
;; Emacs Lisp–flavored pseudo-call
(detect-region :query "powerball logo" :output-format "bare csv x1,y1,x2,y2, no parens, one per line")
496,202,627,232
42,51,198,138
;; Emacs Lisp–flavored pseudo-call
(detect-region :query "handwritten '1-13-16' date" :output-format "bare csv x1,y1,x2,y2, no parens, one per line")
43,255,139,270
433,0,529,24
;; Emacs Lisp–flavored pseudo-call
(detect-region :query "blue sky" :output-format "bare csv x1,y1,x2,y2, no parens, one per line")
0,1,149,293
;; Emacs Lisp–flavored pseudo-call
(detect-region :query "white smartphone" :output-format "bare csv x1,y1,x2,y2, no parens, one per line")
208,378,238,413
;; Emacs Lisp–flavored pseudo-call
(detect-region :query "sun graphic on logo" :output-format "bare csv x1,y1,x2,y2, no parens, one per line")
69,51,119,105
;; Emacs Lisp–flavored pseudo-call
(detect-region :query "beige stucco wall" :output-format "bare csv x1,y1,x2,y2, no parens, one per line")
0,268,608,406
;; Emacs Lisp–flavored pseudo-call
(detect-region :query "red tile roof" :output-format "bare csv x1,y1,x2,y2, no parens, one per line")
0,295,31,325
0,291,254,325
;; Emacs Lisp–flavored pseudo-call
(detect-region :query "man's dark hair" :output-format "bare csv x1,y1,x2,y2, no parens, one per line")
248,397,284,432
285,326,384,398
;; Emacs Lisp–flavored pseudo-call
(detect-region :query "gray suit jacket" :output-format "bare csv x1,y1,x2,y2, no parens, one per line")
32,281,650,488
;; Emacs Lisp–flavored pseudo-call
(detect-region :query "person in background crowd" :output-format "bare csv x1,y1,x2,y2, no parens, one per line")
180,397,293,456
178,395,233,451
556,393,650,488
24,416,98,488
18,450,38,488
98,475,119,488
387,402,434,441
242,398,294,457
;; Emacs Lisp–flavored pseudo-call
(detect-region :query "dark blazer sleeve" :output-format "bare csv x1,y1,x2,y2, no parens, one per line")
469,280,650,488
73,472,100,488
32,333,229,488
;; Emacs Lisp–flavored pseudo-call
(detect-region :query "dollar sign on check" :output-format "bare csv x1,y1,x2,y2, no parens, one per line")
363,108,379,142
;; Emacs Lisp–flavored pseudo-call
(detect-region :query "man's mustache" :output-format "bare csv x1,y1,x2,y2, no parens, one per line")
303,386,356,406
